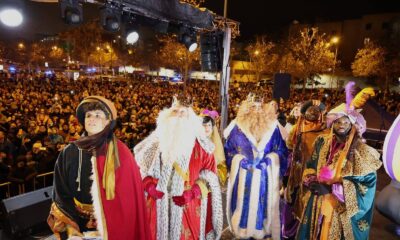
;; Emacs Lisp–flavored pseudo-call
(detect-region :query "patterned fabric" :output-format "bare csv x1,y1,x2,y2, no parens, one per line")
135,137,222,240
296,135,381,240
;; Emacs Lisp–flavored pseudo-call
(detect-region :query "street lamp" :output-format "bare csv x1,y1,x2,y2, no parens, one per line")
331,36,339,44
330,36,340,90
126,31,139,44
254,50,260,55
18,43,24,49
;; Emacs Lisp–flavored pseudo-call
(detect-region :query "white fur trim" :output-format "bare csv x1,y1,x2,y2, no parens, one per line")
227,154,244,230
90,156,106,239
197,135,215,154
133,131,159,178
199,193,208,240
235,120,278,152
224,120,237,139
227,152,281,239
199,170,223,239
246,167,261,234
268,152,281,240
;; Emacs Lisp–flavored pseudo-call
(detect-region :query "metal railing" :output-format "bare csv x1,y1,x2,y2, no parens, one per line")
0,182,11,198
34,171,54,190
0,171,54,199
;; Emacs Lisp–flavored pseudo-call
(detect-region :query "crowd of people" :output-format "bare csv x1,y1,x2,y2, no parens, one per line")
0,73,399,199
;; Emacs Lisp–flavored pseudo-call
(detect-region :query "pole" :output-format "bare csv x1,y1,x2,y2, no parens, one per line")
334,45,338,91
219,0,231,135
224,0,228,18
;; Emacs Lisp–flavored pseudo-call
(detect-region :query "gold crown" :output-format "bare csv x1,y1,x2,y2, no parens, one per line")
172,94,193,107
245,93,263,104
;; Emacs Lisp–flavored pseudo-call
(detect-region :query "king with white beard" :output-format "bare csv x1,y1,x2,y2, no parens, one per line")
134,96,223,240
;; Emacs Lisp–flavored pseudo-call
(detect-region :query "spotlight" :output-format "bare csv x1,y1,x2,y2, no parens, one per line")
60,0,83,25
0,0,24,27
179,30,198,52
100,5,121,32
0,9,23,27
126,30,139,44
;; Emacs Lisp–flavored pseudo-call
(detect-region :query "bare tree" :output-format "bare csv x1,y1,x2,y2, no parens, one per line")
158,35,200,84
88,43,119,71
289,27,336,93
59,21,102,64
245,36,276,82
28,42,47,69
351,40,400,93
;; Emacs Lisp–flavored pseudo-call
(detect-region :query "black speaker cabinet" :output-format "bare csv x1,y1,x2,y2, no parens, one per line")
0,186,53,238
273,73,291,100
200,31,223,72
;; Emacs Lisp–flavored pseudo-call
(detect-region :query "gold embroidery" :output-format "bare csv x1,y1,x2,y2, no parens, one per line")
73,198,93,219
357,219,369,232
357,183,368,196
48,203,82,238
302,168,316,179
196,206,201,217
181,226,191,239
303,215,308,224
237,146,242,154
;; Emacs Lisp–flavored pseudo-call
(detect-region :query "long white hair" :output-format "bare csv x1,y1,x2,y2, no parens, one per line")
155,106,204,166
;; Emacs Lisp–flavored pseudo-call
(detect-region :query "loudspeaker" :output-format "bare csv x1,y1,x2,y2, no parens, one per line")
200,31,223,72
273,73,291,100
0,186,53,238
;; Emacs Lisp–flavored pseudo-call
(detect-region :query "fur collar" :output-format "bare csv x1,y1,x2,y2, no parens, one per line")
225,119,278,152
196,134,215,154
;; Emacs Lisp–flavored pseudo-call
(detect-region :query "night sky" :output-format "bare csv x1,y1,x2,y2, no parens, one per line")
203,0,400,40
1,0,400,41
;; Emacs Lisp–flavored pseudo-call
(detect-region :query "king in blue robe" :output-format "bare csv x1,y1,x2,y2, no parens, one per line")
224,98,288,240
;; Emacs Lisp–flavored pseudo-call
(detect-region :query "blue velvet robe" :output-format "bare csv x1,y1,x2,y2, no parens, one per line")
224,120,288,239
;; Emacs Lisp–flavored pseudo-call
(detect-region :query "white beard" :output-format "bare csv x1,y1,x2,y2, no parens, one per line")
155,107,203,167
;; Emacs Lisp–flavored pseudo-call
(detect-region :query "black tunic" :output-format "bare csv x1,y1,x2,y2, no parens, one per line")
52,143,94,231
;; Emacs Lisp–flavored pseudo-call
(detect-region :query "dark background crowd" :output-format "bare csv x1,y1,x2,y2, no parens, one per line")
1,72,399,199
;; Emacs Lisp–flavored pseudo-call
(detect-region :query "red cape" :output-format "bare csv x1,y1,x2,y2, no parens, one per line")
96,140,150,240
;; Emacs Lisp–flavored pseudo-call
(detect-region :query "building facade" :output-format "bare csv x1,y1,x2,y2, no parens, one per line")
289,12,400,68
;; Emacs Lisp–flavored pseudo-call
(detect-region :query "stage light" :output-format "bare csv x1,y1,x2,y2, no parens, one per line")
100,5,121,32
60,0,83,25
0,8,23,27
126,31,139,44
179,30,198,52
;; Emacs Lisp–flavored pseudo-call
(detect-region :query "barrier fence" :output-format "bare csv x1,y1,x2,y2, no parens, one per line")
0,171,54,199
